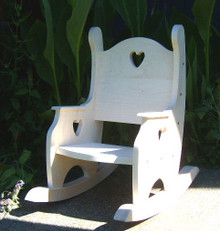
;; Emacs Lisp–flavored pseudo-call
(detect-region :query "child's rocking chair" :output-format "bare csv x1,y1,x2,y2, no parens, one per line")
25,25,199,222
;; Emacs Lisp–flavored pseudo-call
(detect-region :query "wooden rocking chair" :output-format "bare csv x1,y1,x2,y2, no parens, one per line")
25,25,199,222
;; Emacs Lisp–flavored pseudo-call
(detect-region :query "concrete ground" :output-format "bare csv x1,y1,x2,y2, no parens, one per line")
1,166,220,231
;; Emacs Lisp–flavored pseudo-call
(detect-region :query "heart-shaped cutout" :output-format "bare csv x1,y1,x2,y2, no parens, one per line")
131,51,145,67
73,120,82,136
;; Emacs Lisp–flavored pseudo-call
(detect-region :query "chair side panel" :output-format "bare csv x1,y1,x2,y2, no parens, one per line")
93,38,173,124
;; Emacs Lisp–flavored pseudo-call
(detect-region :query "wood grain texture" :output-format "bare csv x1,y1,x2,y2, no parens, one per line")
57,143,133,165
92,37,173,124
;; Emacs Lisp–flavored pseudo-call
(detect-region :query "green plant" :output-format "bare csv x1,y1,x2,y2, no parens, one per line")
42,0,61,105
0,150,33,191
27,0,95,105
0,0,47,191
66,0,95,100
192,0,216,86
184,84,220,166
110,0,148,37
170,1,220,167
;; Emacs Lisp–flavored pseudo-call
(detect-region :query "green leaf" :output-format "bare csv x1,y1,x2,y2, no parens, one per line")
186,151,194,164
0,168,16,182
201,74,207,100
0,164,9,171
48,0,68,27
40,109,54,122
15,88,29,96
55,5,75,73
93,0,115,44
66,0,94,58
42,0,61,105
19,150,31,165
26,20,54,86
192,0,216,85
26,20,46,57
170,8,198,42
42,0,55,70
195,106,209,120
34,55,54,86
67,0,77,8
144,11,165,37
66,0,95,99
5,177,19,190
23,172,34,184
186,38,199,109
30,90,41,99
8,122,25,135
110,0,148,36
192,0,216,43
11,98,20,111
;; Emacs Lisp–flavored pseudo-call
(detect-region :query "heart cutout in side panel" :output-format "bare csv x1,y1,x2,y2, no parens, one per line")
73,120,82,136
131,52,145,67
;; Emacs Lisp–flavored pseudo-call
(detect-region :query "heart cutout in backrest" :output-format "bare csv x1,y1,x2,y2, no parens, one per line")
131,51,145,67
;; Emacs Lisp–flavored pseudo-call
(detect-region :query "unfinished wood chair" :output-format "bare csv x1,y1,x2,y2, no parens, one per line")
25,25,199,222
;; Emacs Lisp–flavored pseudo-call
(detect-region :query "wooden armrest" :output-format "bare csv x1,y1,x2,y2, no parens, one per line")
137,110,172,120
51,105,86,112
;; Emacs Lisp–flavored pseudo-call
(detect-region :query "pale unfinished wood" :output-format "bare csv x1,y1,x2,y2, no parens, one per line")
114,166,199,222
57,143,133,165
25,24,199,222
25,163,117,202
92,37,173,124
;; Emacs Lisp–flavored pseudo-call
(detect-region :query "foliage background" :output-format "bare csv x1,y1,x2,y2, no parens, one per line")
0,0,219,191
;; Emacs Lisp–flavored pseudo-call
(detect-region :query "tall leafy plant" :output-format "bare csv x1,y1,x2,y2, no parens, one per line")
66,0,95,100
93,0,116,49
192,0,216,86
187,0,219,166
110,0,148,37
27,0,94,104
42,0,61,105
171,1,220,166
0,0,38,191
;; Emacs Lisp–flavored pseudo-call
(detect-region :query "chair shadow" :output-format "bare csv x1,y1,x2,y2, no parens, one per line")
0,219,92,231
6,166,140,230
4,166,220,231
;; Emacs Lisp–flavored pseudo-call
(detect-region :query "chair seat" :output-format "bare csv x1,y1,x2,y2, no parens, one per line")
56,143,133,165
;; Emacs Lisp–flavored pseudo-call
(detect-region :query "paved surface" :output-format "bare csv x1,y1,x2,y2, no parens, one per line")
1,166,220,231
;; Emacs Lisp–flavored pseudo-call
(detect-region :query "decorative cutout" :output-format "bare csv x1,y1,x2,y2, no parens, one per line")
158,128,167,140
130,51,145,67
158,130,162,140
150,179,164,197
64,166,84,185
73,120,82,136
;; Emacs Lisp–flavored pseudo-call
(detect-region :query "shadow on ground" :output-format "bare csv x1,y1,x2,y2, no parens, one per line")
16,166,132,221
0,219,92,231
1,166,220,230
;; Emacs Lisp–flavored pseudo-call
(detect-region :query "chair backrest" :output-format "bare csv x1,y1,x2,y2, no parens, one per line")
87,25,185,125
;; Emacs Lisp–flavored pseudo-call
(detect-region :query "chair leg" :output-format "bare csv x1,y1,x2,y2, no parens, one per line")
25,156,117,202
114,164,199,222
132,162,160,205
47,154,98,188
